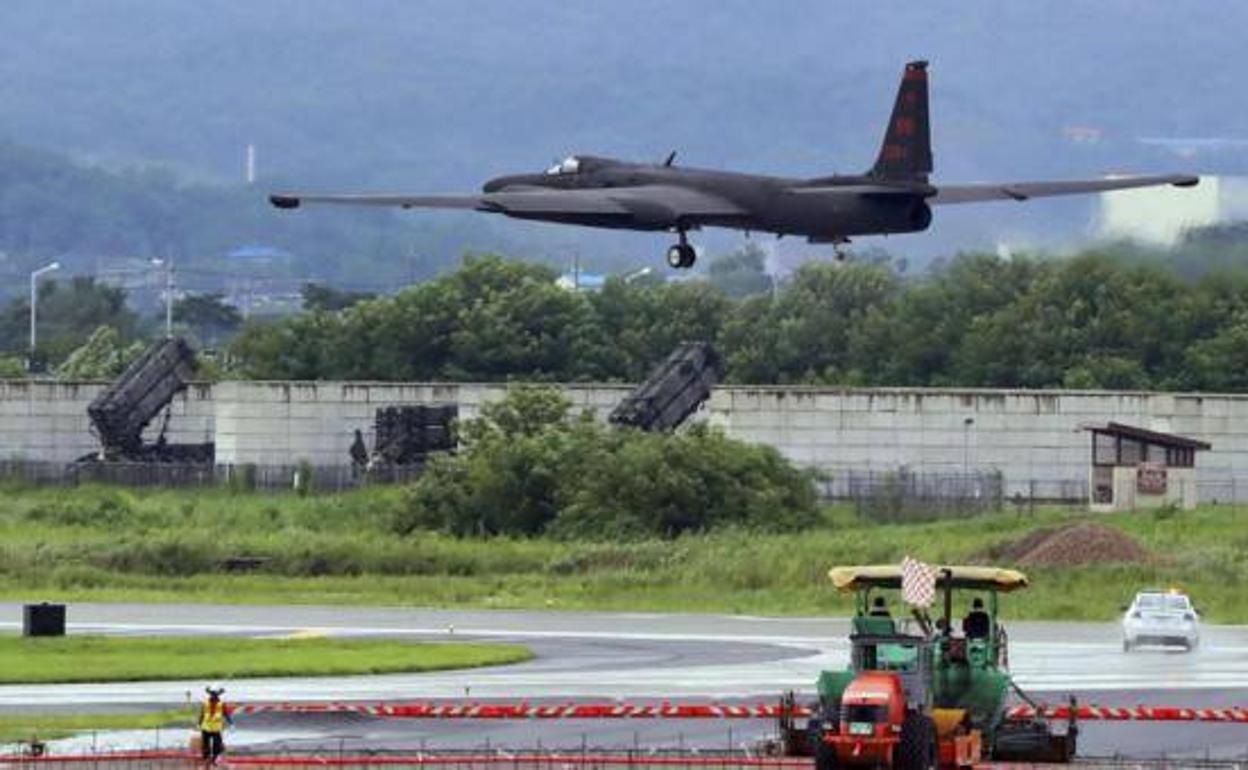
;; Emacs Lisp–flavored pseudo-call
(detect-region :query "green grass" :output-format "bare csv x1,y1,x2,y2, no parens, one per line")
0,482,1244,622
0,708,192,744
0,635,532,683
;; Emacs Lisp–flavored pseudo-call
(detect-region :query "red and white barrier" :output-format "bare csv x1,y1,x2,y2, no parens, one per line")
235,701,1248,723
1005,704,1248,723
233,702,804,719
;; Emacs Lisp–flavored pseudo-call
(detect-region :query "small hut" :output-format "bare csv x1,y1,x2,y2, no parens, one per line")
1084,422,1210,512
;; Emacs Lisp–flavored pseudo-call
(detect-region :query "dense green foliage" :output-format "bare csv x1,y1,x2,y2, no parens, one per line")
0,482,1243,621
53,326,147,380
400,386,819,538
230,248,1248,391
0,276,140,367
173,292,242,349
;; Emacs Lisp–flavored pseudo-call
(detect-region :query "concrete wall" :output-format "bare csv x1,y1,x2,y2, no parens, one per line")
213,381,630,467
0,380,215,462
4,379,1248,500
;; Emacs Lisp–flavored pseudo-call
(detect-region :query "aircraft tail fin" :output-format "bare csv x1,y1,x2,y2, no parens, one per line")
868,60,932,182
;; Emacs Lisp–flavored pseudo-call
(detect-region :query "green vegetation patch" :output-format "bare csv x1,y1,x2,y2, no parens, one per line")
0,462,1245,622
0,708,192,744
0,635,532,684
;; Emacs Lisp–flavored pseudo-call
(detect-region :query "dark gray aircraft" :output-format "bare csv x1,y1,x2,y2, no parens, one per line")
271,61,1198,269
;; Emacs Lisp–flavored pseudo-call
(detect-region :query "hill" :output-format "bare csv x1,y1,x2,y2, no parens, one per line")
2,1,1244,266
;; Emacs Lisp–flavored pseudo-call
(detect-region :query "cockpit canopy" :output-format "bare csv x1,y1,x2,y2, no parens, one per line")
545,156,581,175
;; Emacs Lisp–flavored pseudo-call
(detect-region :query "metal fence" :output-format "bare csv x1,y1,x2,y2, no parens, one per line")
0,747,1245,770
0,461,424,492
4,460,1248,524
833,469,1005,522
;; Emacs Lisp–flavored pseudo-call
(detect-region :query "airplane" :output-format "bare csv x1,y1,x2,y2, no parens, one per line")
270,60,1198,269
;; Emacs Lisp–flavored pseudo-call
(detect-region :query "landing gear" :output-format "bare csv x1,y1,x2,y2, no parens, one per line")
833,237,851,262
666,231,696,269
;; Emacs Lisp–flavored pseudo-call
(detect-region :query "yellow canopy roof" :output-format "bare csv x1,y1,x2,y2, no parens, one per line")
828,565,1029,593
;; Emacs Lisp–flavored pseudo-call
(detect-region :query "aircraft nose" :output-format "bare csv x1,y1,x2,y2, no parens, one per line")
483,175,519,193
483,174,538,193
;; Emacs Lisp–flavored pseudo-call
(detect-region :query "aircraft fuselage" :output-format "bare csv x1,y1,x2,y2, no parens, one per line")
482,158,933,241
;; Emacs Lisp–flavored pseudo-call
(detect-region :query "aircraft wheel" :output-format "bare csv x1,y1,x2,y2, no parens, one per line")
666,245,685,269
666,243,696,269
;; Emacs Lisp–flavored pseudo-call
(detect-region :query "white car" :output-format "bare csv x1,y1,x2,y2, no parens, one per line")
1122,590,1200,652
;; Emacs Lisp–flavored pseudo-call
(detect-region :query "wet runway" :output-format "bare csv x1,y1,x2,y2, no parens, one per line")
2,604,1246,758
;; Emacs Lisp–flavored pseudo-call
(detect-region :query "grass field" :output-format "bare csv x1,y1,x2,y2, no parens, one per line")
0,635,532,683
0,483,1244,622
0,708,192,744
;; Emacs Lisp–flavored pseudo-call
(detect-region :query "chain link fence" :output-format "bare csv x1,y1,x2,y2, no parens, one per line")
0,461,423,492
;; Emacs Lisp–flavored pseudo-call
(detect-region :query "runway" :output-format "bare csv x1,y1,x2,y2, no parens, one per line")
2,604,1246,759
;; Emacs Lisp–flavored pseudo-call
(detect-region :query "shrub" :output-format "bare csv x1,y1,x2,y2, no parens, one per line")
399,386,819,539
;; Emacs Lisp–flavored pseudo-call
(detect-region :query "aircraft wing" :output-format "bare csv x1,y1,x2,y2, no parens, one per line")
269,193,485,210
930,174,1199,204
490,186,744,217
270,186,744,220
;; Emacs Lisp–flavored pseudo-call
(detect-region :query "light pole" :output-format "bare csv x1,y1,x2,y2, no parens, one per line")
962,416,976,475
621,267,653,284
28,261,60,369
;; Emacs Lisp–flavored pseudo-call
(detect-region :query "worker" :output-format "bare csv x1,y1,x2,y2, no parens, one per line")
962,598,991,639
868,596,891,618
197,685,233,765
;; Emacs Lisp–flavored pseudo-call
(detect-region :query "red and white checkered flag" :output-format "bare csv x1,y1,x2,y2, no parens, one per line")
901,556,937,608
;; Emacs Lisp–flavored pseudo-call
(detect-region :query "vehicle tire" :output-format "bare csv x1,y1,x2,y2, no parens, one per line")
897,714,936,770
666,245,685,269
815,736,837,770
679,244,696,268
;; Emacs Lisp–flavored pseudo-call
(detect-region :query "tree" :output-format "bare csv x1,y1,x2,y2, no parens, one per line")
55,325,147,379
0,276,139,365
720,262,899,384
398,386,818,539
301,283,376,312
707,243,772,298
173,292,242,348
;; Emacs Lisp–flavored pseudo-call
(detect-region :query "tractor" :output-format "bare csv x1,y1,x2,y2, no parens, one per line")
791,565,1077,770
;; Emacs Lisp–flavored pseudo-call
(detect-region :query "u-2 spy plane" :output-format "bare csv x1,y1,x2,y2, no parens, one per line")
270,61,1198,269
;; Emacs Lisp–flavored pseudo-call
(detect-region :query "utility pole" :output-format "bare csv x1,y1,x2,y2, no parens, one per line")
151,258,173,337
28,261,60,371
165,259,174,337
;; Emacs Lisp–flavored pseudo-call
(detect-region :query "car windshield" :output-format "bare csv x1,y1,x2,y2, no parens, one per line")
1136,593,1190,612
545,156,580,175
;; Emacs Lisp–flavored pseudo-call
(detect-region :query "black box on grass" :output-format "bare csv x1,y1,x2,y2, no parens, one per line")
22,603,65,636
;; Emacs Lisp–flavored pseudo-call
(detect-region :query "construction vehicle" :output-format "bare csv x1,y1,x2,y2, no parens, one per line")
608,341,720,432
798,565,1076,770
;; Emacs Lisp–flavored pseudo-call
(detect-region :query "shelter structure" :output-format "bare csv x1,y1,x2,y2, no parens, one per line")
1083,422,1210,512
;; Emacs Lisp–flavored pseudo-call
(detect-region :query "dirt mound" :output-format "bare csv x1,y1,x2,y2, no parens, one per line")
984,522,1153,567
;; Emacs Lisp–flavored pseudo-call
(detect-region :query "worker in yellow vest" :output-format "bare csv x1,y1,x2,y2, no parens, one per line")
197,686,233,765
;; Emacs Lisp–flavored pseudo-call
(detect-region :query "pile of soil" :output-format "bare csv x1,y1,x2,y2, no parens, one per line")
983,522,1153,567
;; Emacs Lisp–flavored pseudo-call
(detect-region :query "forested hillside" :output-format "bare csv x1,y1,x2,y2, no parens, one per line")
2,1,1244,271
0,141,518,293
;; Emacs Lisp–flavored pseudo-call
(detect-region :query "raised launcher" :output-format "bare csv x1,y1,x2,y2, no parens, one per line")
608,342,721,432
371,405,458,466
85,337,206,462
